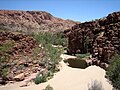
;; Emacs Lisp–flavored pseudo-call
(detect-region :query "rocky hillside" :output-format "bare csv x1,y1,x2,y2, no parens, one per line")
66,11,120,66
0,30,65,85
0,10,79,33
0,31,38,84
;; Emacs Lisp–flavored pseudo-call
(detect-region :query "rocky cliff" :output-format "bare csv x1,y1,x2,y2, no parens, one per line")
66,11,120,64
0,10,79,33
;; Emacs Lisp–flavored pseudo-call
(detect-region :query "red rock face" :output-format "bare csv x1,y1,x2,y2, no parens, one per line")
66,11,120,63
0,31,36,55
0,10,79,33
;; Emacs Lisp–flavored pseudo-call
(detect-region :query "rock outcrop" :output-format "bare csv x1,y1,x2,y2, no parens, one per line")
66,11,120,64
0,31,43,84
0,31,61,85
0,31,36,55
0,10,79,33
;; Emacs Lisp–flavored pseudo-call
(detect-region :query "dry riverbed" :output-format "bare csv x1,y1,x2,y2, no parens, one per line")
0,54,113,90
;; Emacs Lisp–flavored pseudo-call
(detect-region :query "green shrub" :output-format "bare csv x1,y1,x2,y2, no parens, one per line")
45,44,63,64
47,71,54,79
106,54,120,90
34,75,42,84
34,70,54,84
34,74,47,84
33,32,65,84
0,54,10,63
44,85,53,90
0,67,8,79
32,32,67,46
75,53,90,59
32,47,42,60
83,37,89,53
32,32,65,64
0,55,10,78
0,40,15,54
0,40,13,79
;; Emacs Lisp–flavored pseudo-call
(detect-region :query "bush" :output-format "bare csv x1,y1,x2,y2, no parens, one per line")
34,74,47,84
32,32,65,84
75,53,90,59
44,85,53,90
34,70,54,84
32,32,65,65
0,67,8,79
0,40,14,79
106,54,120,90
45,44,63,64
83,37,89,53
88,80,103,90
33,32,64,70
32,32,67,46
0,40,15,54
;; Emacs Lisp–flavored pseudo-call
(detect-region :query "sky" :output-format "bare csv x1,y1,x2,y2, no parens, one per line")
0,0,120,22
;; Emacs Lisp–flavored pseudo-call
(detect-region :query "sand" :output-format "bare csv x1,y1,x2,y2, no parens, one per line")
0,54,113,90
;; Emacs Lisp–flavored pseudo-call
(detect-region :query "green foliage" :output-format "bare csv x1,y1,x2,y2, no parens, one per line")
44,85,54,90
34,74,47,84
34,75,42,84
0,40,14,79
83,38,89,53
88,80,103,90
75,53,90,59
33,32,64,70
0,40,15,54
106,54,120,90
32,47,42,60
32,32,66,84
0,67,8,79
0,54,10,79
83,37,89,54
34,71,54,84
45,44,63,64
33,32,65,85
0,54,10,63
32,32,67,46
33,47,41,55
32,32,65,64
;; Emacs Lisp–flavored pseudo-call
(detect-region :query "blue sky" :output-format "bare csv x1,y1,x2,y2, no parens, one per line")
0,0,120,22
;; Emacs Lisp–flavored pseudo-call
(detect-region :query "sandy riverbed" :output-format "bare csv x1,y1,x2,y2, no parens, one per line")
0,54,113,90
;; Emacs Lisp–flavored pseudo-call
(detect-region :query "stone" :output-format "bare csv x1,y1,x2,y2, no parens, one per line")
14,73,25,81
6,73,14,81
0,78,6,85
39,61,46,67
20,72,39,87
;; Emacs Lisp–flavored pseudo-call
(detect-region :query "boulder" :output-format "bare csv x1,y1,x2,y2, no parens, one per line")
14,73,25,81
0,78,6,85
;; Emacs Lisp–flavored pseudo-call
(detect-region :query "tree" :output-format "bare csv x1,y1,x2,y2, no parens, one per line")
106,54,120,90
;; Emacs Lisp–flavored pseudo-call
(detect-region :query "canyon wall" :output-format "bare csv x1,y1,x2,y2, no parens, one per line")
66,11,120,63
